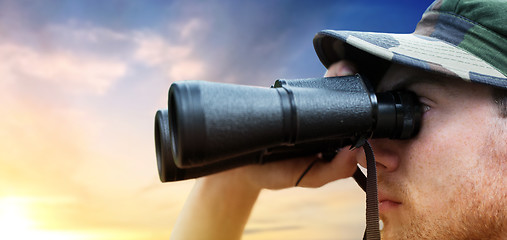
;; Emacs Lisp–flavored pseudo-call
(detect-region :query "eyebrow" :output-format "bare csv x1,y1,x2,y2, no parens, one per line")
383,74,449,92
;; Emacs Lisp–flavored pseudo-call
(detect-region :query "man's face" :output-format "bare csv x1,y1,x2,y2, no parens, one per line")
363,65,506,239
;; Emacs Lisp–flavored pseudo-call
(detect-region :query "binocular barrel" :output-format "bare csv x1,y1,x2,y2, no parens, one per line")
155,75,421,182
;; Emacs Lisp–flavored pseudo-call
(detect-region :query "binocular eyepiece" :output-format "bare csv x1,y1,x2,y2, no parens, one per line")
155,74,421,182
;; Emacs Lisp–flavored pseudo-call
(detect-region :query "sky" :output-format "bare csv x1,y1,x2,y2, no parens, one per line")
0,0,433,239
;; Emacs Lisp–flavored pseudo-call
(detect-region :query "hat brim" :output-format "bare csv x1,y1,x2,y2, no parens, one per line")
314,30,507,89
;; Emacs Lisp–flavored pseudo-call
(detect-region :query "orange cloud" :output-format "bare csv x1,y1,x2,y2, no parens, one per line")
244,179,365,239
0,16,209,238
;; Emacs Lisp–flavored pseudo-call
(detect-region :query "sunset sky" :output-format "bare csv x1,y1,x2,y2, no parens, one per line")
0,0,433,239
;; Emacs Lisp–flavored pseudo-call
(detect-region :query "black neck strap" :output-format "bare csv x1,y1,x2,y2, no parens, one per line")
354,141,380,240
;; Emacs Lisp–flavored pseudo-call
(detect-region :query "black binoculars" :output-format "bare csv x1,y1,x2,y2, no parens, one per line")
154,74,421,182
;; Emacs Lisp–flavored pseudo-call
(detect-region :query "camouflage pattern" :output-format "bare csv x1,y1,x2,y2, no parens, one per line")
313,0,507,89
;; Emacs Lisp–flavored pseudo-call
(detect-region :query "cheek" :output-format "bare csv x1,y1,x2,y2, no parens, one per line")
408,104,488,168
400,108,489,207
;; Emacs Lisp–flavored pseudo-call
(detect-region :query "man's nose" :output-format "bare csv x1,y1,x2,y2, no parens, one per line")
356,139,400,172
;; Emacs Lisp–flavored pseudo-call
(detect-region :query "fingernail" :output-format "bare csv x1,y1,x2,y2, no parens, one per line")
338,66,355,76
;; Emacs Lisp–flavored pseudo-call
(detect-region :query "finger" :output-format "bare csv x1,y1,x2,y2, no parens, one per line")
296,148,359,188
241,154,322,190
325,60,358,77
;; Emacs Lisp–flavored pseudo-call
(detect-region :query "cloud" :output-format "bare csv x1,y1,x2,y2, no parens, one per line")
3,18,207,94
0,16,207,234
179,18,205,39
134,33,191,66
244,225,301,235
244,180,366,239
0,21,133,233
0,43,126,96
133,19,207,82
46,22,129,44
167,60,204,81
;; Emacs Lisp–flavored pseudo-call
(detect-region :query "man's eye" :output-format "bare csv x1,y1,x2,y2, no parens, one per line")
422,104,431,113
417,96,433,113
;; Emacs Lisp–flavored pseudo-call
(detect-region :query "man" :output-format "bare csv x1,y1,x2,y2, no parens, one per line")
170,0,506,239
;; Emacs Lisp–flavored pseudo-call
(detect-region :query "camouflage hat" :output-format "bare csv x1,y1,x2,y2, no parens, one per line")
313,0,507,89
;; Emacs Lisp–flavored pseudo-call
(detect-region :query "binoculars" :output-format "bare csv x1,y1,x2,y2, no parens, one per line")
154,74,421,182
